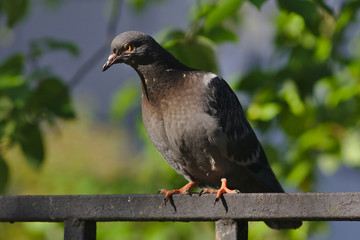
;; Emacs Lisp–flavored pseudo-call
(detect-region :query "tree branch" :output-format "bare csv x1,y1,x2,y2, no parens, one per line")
68,0,123,88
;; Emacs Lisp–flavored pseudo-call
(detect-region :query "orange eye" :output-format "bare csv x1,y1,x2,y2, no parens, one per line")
125,44,132,52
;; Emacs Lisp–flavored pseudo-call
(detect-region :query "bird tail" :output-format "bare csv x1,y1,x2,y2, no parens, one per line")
265,220,302,230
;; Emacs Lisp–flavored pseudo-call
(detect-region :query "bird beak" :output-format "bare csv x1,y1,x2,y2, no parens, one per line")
102,53,120,72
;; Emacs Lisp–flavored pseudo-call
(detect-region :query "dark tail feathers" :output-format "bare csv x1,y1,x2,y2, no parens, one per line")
265,220,302,230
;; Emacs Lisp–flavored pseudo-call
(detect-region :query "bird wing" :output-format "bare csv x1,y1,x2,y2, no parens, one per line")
204,74,285,193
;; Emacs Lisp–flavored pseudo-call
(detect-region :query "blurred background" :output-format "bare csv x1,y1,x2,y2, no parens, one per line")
1,0,360,239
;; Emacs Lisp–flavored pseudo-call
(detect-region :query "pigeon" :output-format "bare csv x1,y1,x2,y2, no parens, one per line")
102,31,302,230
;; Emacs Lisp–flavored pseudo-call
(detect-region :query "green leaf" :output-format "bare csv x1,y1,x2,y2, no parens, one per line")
204,25,238,43
286,159,312,187
0,55,27,101
28,77,75,119
30,38,79,58
17,123,45,169
279,111,309,137
0,96,13,120
297,124,339,152
2,0,29,27
0,75,25,89
248,0,267,9
157,29,186,45
248,102,281,121
236,69,275,91
0,76,29,107
314,0,334,16
342,131,360,167
277,0,319,34
204,0,243,32
126,0,146,10
317,154,340,175
0,54,25,76
0,154,9,193
189,1,216,22
111,81,141,121
279,80,305,115
164,36,218,73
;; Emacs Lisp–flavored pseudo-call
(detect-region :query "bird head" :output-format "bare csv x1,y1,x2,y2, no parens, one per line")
102,31,163,71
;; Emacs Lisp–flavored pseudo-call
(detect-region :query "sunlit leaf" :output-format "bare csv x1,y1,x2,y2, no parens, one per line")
0,75,25,89
317,154,340,175
278,13,305,40
324,72,360,108
342,131,360,167
204,0,243,32
298,124,339,152
277,0,319,34
286,159,312,187
315,37,331,61
248,102,281,121
279,80,305,115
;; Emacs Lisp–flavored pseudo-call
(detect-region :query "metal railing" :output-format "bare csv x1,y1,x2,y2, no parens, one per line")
1,193,360,239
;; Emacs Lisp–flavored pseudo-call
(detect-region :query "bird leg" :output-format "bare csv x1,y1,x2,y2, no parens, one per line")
158,181,197,203
199,178,240,204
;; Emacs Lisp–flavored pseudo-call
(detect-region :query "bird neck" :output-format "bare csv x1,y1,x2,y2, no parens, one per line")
133,55,192,103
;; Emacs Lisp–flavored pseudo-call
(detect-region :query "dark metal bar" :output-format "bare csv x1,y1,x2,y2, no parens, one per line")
1,193,360,222
64,219,96,240
215,220,248,240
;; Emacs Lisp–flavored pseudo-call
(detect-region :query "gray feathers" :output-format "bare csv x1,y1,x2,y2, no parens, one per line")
104,31,302,230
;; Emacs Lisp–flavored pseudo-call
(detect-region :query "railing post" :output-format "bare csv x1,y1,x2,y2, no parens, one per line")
215,219,248,240
64,219,96,240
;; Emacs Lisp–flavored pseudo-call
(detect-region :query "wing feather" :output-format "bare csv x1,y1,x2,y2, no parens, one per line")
205,75,284,193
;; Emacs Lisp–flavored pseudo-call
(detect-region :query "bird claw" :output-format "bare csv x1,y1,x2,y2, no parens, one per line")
199,178,240,204
157,181,196,205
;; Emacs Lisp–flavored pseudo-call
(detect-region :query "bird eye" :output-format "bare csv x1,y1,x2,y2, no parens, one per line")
124,44,132,52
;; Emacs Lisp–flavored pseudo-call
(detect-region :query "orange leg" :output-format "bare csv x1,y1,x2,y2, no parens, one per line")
158,181,197,203
199,178,240,204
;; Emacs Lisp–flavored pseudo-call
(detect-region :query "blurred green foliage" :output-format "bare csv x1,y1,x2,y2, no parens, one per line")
118,0,360,193
0,0,78,192
1,0,360,239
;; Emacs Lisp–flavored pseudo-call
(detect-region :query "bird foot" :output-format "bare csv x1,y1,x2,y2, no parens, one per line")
158,181,196,204
199,178,240,204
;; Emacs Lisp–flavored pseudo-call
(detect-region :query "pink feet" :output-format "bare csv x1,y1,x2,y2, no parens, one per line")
199,178,240,204
158,181,196,203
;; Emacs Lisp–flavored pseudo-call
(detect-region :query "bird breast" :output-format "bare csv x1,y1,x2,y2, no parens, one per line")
141,79,227,183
